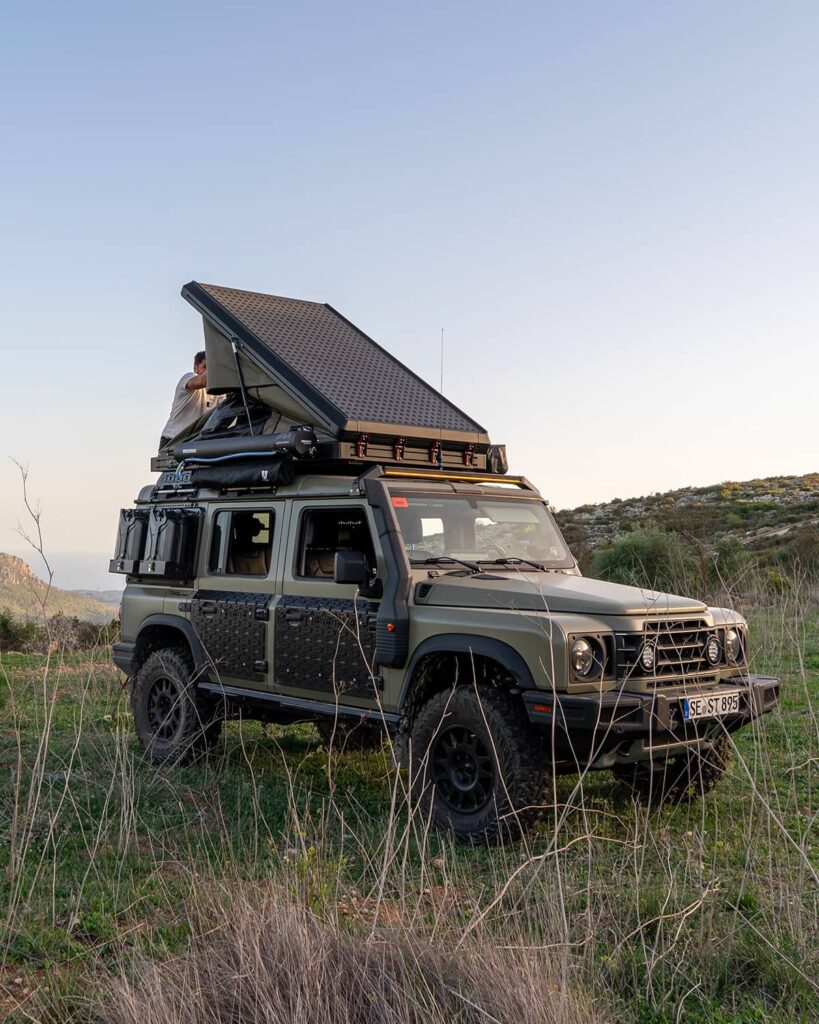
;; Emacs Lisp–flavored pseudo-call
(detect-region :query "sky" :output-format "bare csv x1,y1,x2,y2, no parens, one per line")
1,0,817,590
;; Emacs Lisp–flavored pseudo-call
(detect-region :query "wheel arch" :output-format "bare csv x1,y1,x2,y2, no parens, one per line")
398,633,536,717
133,614,206,676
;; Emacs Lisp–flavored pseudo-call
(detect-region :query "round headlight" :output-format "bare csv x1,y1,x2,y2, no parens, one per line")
724,628,741,663
571,638,595,676
640,642,656,672
705,634,722,665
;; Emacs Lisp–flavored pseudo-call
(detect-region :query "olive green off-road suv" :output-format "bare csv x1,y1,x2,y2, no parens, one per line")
112,464,779,843
112,281,780,842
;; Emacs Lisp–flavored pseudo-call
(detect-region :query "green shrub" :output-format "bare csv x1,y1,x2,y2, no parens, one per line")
0,608,46,653
0,609,117,653
591,527,697,593
708,536,749,587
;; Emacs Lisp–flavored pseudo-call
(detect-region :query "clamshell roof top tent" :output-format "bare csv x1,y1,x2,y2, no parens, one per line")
182,281,489,446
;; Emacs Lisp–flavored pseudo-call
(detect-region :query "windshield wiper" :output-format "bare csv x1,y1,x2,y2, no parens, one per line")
414,556,481,573
479,557,547,572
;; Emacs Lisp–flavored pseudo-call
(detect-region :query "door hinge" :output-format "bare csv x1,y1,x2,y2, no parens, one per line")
253,660,268,674
255,606,269,621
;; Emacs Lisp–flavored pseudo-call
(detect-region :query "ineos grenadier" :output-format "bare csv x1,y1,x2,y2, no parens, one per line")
111,283,779,843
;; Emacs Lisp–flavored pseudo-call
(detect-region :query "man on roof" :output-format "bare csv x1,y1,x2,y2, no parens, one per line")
159,351,221,451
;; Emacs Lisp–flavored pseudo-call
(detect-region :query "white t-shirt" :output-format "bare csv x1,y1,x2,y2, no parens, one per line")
161,373,220,440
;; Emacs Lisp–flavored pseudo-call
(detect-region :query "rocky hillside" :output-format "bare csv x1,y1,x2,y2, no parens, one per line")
554,473,819,570
0,554,118,623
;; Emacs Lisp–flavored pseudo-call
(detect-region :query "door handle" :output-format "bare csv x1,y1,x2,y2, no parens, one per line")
198,601,218,616
283,610,304,624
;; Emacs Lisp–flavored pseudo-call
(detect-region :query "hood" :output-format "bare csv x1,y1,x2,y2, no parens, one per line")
414,571,707,617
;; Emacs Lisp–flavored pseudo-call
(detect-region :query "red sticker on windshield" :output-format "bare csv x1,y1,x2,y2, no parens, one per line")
391,496,409,508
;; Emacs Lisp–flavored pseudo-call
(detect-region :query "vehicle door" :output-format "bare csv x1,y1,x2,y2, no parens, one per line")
190,503,284,690
274,500,382,704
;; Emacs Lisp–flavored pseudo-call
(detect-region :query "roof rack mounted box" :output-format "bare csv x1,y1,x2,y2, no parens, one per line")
176,281,504,473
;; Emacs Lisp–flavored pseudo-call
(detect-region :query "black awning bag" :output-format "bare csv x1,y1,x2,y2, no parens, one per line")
173,426,317,462
190,458,295,489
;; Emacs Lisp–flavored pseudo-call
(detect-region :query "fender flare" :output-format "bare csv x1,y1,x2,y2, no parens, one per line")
134,614,208,674
398,633,537,712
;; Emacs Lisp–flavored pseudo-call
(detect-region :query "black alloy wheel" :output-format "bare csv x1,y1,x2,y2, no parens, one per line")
145,675,183,741
131,647,222,765
410,684,550,844
430,725,494,813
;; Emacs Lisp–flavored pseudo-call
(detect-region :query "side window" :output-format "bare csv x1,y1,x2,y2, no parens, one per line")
208,509,274,576
297,507,376,579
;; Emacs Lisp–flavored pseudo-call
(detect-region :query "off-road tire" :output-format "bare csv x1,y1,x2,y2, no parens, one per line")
409,685,549,844
613,735,732,804
131,647,221,765
315,717,385,752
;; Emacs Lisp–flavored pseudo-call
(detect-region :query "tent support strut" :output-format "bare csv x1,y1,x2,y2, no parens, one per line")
231,338,255,437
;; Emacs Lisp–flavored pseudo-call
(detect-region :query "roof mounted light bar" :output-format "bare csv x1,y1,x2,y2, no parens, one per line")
380,468,534,489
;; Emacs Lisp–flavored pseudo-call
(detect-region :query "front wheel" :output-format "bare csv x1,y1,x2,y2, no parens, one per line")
131,647,221,765
409,685,549,844
613,735,732,804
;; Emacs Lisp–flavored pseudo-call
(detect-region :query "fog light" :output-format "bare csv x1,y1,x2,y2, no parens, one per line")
705,635,722,665
640,643,656,672
571,638,595,676
724,628,741,663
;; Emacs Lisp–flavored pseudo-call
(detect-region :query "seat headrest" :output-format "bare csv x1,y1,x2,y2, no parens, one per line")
400,511,424,546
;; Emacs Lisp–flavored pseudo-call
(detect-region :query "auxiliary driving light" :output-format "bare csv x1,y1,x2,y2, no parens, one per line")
640,642,656,672
724,628,741,663
705,634,722,665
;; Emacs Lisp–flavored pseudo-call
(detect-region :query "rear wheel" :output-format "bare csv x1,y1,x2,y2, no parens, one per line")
613,735,732,804
131,647,221,764
410,685,549,844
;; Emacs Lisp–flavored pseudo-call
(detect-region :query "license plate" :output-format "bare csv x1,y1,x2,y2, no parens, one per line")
682,691,740,721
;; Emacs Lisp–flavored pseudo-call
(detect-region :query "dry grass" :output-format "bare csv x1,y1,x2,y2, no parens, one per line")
100,879,601,1024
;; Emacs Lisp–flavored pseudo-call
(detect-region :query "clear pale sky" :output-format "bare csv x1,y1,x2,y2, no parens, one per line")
1,1,817,590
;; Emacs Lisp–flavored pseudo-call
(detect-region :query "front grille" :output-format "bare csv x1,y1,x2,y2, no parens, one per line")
617,619,720,688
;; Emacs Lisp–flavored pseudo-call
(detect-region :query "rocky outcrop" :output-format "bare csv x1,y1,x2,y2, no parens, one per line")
0,553,42,586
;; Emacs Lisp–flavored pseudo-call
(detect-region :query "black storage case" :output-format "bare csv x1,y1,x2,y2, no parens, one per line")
138,507,202,579
110,508,150,575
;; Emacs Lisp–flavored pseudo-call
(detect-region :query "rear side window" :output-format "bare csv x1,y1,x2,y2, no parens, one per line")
296,507,376,578
208,510,274,576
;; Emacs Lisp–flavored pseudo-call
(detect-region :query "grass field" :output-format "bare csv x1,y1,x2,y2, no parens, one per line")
1,589,817,1023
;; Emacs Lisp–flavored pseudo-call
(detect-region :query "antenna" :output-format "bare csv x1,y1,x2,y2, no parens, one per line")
437,328,444,468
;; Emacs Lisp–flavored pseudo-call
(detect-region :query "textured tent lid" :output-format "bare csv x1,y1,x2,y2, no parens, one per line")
182,281,489,444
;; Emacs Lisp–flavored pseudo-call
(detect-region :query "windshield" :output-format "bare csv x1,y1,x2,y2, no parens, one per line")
389,491,573,567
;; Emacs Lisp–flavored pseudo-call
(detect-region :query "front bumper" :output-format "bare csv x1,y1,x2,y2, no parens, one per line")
522,675,780,769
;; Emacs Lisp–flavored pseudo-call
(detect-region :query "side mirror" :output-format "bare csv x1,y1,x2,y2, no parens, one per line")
334,550,369,586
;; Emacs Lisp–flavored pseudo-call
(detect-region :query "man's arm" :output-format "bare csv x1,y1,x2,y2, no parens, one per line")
184,371,208,391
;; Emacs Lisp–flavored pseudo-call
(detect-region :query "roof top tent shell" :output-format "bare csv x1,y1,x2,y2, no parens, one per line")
182,281,490,449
